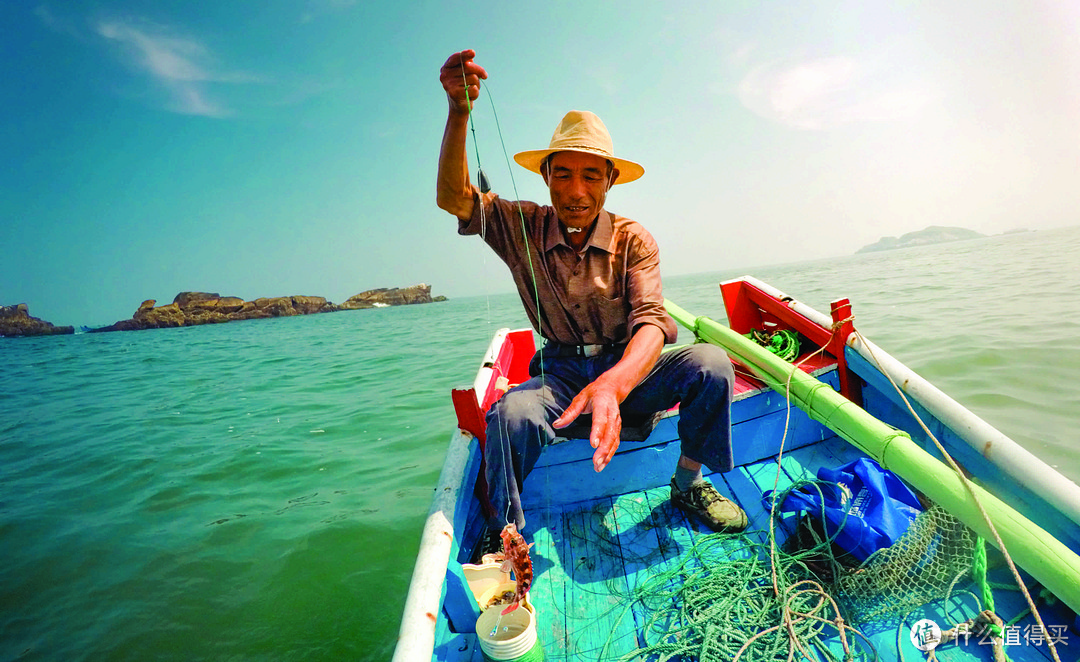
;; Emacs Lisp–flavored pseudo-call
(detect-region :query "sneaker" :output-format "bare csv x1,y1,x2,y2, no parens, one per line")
670,478,748,533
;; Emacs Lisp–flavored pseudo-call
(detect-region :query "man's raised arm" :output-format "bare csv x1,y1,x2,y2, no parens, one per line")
437,50,487,220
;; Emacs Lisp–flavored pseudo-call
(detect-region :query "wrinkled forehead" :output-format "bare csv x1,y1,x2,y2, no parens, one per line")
547,151,612,173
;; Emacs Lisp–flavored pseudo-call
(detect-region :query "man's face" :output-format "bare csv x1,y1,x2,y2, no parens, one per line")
543,151,618,231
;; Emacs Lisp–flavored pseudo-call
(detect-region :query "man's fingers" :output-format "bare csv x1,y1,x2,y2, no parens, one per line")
593,434,620,471
553,394,587,429
591,407,621,472
442,50,487,79
442,49,474,69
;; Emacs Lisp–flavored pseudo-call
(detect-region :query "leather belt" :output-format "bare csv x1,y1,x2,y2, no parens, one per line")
542,342,625,358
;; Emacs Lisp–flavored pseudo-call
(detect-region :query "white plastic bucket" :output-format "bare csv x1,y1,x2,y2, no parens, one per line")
475,603,541,661
462,562,512,609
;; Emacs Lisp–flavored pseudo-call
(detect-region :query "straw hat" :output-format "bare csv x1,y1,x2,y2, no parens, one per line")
513,110,644,185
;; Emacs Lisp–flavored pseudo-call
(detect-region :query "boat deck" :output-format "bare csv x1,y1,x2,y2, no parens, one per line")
453,437,1073,662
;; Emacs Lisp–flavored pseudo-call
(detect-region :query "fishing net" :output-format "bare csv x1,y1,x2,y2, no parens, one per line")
833,503,976,624
606,490,977,662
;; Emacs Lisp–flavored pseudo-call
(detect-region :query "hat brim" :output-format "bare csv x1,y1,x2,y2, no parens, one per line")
513,147,644,185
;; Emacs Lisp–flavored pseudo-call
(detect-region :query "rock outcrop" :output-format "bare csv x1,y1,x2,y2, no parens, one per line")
89,285,444,332
856,226,986,254
0,304,74,337
91,292,338,332
338,283,443,309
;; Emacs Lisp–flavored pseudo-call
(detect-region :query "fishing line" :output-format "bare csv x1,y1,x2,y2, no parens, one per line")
459,61,492,326
477,79,549,382
459,66,550,530
475,80,558,532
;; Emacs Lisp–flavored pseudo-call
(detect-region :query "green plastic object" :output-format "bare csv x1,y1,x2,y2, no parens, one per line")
664,299,1080,616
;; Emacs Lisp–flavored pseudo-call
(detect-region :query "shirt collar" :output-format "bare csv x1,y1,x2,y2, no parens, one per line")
545,209,615,254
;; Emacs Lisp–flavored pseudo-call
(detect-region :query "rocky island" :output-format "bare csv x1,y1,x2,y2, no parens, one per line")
89,283,446,333
856,226,986,253
0,304,75,338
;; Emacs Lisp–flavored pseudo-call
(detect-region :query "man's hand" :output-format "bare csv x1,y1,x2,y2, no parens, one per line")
437,50,487,219
553,377,625,473
551,325,666,473
439,50,487,115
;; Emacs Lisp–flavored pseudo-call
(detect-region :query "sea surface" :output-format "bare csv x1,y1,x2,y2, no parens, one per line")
2,226,1078,660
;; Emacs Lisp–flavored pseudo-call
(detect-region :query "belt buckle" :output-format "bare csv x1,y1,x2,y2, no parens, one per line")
581,344,603,357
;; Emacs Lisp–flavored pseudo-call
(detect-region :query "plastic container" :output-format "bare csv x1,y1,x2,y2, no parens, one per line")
477,581,532,613
475,603,543,661
462,561,511,609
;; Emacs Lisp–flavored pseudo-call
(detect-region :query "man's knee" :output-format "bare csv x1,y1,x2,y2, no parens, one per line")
683,344,735,384
487,385,549,433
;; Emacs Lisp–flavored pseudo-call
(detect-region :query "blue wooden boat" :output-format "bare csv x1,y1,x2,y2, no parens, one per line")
394,276,1080,661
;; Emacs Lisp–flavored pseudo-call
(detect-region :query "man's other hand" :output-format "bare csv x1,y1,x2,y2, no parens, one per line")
553,379,623,473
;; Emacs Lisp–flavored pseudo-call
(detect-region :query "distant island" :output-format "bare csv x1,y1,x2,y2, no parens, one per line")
1,284,446,337
0,304,75,338
856,226,987,254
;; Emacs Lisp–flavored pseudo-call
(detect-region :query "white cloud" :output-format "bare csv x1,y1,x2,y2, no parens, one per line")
738,55,932,130
96,19,256,117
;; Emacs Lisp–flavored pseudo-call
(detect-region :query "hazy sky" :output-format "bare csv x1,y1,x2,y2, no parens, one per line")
4,1,1078,326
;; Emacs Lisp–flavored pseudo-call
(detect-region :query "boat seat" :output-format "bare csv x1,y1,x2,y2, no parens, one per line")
551,408,671,443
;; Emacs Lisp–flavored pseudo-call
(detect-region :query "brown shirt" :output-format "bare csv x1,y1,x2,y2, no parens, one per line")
459,192,678,346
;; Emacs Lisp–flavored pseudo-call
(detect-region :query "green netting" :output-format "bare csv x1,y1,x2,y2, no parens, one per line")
747,329,801,362
599,489,977,662
833,503,976,624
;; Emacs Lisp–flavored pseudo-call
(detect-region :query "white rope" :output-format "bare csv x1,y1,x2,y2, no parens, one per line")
852,329,1061,662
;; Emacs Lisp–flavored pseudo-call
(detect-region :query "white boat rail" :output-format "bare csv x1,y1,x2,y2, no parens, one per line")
730,275,1080,530
393,329,511,661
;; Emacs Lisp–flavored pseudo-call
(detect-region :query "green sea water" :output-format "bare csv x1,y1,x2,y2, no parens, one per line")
2,226,1078,660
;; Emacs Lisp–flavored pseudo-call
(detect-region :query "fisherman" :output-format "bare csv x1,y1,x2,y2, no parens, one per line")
437,49,747,539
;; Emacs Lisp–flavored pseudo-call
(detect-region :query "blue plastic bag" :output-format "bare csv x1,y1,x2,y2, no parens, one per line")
769,458,923,562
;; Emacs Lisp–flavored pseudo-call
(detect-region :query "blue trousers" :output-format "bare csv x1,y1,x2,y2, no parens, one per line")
484,343,735,530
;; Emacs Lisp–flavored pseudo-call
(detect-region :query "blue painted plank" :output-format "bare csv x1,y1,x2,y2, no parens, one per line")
444,441,484,633
729,368,840,423
443,562,480,634
525,503,569,661
605,489,670,653
520,438,682,510
433,631,483,661
730,404,832,468
556,500,640,658
523,405,830,511
533,416,680,469
741,457,802,543
849,591,1065,662
492,427,1074,662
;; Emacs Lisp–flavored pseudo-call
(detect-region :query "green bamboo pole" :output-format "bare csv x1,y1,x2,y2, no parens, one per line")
665,299,1080,616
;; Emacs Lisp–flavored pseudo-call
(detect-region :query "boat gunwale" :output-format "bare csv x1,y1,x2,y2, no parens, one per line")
727,274,1080,530
392,330,513,662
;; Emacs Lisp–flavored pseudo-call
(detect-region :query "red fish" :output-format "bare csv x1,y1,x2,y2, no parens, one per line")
496,523,533,615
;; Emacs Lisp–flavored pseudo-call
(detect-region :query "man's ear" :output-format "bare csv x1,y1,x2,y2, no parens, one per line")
608,167,620,190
